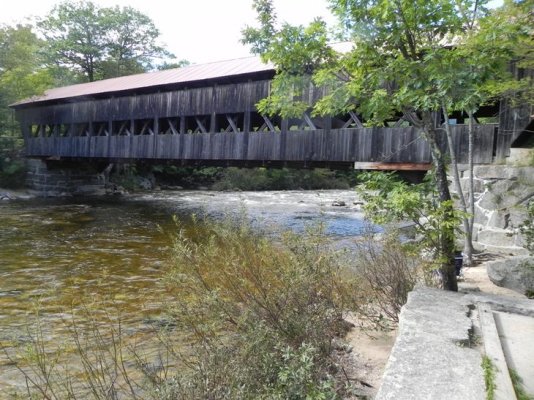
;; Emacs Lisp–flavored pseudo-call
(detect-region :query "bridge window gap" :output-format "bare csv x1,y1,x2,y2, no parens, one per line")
157,117,180,135
183,115,209,134
93,122,107,136
29,124,39,137
250,112,281,132
216,113,243,133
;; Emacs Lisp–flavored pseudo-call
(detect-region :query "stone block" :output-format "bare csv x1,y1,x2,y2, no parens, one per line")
477,228,516,248
478,179,534,210
474,166,534,185
486,256,534,295
488,210,510,229
459,177,485,196
509,208,529,229
474,204,490,226
376,287,485,400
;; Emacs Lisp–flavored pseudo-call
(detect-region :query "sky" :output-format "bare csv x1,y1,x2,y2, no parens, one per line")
0,0,336,65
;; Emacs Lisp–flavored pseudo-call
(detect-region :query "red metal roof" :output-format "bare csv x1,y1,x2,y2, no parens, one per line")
14,57,274,106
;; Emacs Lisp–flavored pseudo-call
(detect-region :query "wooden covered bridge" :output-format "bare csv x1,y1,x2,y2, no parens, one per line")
11,57,533,171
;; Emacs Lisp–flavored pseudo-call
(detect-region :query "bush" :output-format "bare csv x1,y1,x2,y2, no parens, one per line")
161,216,360,398
0,135,26,188
212,167,356,191
520,201,534,255
350,231,426,329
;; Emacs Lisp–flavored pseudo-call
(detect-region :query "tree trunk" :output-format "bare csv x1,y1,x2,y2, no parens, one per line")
422,112,458,291
442,105,474,266
467,111,476,260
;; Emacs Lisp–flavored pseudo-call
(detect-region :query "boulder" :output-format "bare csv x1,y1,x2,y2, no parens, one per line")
331,200,346,207
486,256,534,296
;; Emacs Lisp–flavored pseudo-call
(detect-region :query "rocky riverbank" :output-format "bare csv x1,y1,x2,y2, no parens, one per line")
0,188,35,201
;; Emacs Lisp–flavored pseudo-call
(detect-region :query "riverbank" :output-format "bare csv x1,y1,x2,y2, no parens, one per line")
0,187,35,201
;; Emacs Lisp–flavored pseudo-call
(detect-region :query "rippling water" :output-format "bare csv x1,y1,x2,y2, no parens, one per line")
0,190,367,393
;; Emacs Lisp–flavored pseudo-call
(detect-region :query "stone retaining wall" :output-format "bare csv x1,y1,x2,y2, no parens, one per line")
453,165,534,255
26,159,104,197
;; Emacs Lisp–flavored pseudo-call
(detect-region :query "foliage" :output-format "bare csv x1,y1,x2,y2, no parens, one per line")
241,0,525,290
520,201,534,255
351,231,425,329
0,136,25,188
212,167,356,191
151,165,358,190
358,172,462,271
509,368,534,400
37,0,172,81
161,217,360,398
0,24,55,134
482,355,496,400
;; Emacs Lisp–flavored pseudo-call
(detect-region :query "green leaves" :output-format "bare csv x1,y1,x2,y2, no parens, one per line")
358,172,462,262
37,0,172,82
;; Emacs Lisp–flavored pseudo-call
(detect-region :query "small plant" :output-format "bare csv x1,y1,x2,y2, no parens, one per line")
520,201,534,255
509,368,534,400
351,231,424,329
482,355,496,400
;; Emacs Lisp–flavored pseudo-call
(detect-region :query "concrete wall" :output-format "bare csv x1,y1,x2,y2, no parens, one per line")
453,165,534,255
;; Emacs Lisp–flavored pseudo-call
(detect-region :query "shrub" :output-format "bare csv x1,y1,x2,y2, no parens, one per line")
520,201,534,255
0,135,26,188
161,216,360,398
350,231,426,329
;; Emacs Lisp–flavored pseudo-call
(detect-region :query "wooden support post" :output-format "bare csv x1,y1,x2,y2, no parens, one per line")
210,112,217,133
324,116,332,160
154,116,159,135
179,116,185,134
280,118,288,160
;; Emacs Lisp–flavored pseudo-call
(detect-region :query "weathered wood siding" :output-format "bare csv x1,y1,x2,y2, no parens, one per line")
17,78,501,165
17,81,271,125
24,124,496,164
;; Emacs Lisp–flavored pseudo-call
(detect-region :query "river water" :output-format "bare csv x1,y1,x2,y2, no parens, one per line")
0,189,368,393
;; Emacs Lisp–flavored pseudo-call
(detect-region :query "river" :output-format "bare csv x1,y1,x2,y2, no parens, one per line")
0,189,368,394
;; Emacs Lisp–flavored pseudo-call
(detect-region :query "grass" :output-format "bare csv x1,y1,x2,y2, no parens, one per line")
509,368,534,400
482,355,496,400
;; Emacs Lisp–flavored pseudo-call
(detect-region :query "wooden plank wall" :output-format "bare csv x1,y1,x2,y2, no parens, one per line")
24,124,496,164
17,78,500,165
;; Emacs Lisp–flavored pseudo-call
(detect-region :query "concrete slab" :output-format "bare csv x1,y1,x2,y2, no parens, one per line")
376,287,485,400
493,311,534,396
478,303,516,400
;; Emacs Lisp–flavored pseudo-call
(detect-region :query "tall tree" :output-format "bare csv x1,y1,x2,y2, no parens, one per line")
0,24,54,135
38,0,172,82
243,0,519,290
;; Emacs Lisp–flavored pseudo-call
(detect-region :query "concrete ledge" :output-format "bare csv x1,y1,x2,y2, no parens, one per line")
376,287,485,400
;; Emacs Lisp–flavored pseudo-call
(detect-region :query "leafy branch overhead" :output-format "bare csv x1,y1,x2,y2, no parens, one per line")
242,0,530,122
242,0,531,291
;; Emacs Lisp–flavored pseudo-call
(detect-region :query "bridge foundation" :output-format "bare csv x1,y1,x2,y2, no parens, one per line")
26,159,106,197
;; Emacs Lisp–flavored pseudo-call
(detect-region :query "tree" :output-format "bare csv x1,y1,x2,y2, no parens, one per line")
38,1,172,82
0,24,54,134
242,0,519,291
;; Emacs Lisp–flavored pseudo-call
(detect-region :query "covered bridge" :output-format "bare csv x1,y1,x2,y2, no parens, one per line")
10,57,533,170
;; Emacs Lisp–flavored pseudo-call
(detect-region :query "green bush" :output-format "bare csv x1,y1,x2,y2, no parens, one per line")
212,167,356,191
520,201,534,255
0,136,26,188
161,217,360,398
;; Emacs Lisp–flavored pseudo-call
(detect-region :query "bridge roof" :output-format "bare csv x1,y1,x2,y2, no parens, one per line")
13,57,274,107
